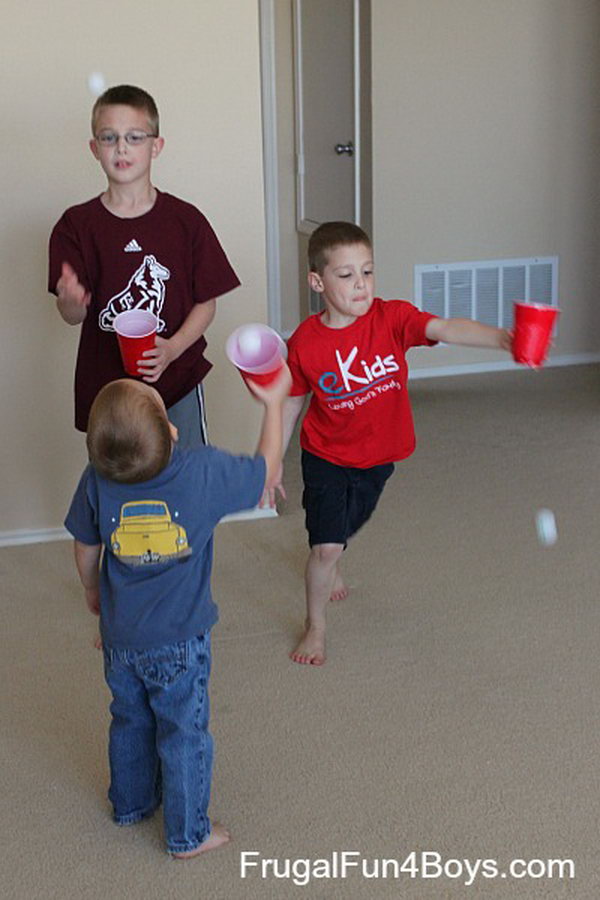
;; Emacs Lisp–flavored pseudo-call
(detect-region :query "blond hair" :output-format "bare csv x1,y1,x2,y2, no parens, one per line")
86,380,171,483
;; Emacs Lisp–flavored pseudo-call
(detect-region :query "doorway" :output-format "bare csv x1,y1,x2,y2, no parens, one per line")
259,0,371,335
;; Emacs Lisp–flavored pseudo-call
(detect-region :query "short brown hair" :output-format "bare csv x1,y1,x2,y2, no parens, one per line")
91,84,159,135
308,221,372,274
86,380,172,484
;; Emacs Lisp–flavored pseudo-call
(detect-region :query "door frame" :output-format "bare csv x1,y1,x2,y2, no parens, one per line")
258,0,282,332
259,0,365,333
293,0,362,234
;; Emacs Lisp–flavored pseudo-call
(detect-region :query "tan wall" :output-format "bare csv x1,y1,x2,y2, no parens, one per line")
372,0,600,369
3,0,600,534
0,0,268,534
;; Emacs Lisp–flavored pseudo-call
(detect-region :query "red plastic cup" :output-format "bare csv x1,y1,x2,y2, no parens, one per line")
113,309,158,376
225,323,287,386
512,302,559,368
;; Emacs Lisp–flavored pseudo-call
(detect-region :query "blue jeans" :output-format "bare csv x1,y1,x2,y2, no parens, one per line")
102,632,213,854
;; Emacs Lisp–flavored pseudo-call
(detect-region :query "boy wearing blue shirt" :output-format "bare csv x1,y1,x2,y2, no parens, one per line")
65,370,290,857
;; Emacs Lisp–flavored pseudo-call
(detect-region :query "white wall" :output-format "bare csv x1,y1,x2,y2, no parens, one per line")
372,0,600,370
3,0,600,535
0,0,268,534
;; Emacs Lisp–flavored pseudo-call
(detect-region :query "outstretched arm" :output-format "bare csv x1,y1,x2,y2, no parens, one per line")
246,365,294,490
73,540,102,616
259,393,307,507
425,317,512,351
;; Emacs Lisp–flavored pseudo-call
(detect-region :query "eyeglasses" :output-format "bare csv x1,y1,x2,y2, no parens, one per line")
94,131,158,147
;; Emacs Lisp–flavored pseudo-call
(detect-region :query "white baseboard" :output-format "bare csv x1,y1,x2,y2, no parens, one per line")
219,505,278,524
0,527,71,548
408,352,600,380
2,354,597,549
0,507,278,549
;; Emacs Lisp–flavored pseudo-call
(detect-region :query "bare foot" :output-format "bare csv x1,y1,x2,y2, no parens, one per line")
290,626,326,666
171,823,231,859
330,567,349,603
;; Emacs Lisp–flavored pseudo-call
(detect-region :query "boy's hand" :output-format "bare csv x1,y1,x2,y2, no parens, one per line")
136,302,217,383
499,328,513,353
137,336,177,383
56,262,91,323
85,586,100,616
245,363,292,406
260,462,286,508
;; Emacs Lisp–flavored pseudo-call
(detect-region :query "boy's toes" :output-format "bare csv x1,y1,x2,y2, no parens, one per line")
290,649,325,666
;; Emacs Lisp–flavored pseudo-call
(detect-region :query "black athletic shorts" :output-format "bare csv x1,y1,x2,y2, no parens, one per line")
301,449,394,548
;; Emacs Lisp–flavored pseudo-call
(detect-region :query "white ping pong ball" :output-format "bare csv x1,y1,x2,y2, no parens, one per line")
88,72,106,97
535,509,557,547
238,327,262,356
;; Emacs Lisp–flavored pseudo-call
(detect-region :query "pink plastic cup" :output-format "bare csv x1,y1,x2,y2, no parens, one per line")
512,302,559,368
226,323,287,386
113,309,158,376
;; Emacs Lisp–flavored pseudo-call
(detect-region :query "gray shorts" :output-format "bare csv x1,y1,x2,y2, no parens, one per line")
167,384,208,450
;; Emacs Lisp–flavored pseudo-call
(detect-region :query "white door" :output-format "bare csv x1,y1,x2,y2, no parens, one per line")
294,0,360,232
258,0,367,330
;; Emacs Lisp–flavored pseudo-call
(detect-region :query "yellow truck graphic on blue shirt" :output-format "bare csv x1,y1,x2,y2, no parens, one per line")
110,500,191,565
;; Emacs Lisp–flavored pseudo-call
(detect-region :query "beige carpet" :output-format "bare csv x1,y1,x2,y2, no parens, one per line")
2,364,599,899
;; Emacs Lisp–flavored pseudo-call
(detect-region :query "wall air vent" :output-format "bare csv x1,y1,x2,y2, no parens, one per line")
414,256,558,328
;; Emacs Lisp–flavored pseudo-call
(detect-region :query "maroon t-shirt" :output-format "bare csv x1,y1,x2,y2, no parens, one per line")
48,191,240,430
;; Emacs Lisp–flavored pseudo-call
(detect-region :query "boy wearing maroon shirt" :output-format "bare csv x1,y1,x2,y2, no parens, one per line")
276,222,513,666
48,85,240,446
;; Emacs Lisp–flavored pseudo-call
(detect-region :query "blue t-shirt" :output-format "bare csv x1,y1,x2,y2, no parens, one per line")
65,446,266,650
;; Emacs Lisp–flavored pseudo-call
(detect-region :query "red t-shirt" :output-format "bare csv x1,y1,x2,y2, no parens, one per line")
287,299,437,468
48,191,240,431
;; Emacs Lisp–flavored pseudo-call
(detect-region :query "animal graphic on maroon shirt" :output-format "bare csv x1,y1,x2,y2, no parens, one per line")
99,255,170,332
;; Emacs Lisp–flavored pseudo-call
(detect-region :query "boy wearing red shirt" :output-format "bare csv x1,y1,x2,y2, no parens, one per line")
277,222,513,666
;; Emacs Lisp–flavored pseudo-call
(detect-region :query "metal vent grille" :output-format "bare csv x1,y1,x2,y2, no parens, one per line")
415,256,558,327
